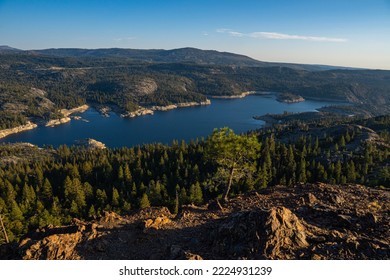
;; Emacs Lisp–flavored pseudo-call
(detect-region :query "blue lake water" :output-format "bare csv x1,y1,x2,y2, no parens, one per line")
0,95,340,148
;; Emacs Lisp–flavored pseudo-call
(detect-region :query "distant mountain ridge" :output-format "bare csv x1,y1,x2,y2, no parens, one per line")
0,45,357,71
0,45,22,53
31,47,262,65
1,44,388,131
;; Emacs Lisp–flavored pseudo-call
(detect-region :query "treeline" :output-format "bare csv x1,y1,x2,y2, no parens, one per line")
0,118,389,243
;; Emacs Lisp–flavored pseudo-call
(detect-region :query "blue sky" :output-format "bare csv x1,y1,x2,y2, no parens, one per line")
0,0,389,69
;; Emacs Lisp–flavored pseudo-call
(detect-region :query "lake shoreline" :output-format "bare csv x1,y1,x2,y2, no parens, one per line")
113,100,212,118
207,91,270,99
0,96,347,147
0,121,38,139
45,104,90,127
0,91,345,140
0,105,90,139
0,100,212,139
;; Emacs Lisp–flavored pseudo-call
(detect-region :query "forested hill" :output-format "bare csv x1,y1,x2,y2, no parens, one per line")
2,46,354,70
1,48,390,130
32,47,266,67
0,114,389,246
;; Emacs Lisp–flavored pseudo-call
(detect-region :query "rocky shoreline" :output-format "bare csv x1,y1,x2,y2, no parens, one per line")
121,99,211,118
60,104,89,117
0,105,90,139
151,99,211,111
0,121,38,139
208,91,257,99
75,138,106,149
121,107,154,118
45,117,71,127
0,100,212,139
276,93,305,103
46,105,90,127
253,114,280,124
276,96,305,103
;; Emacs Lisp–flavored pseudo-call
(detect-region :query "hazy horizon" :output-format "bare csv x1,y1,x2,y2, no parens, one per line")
0,44,374,70
1,0,389,70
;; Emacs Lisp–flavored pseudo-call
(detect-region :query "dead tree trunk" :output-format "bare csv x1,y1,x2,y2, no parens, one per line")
222,165,235,202
0,214,9,243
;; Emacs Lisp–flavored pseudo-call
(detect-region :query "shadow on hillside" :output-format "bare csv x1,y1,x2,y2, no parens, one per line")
74,215,221,260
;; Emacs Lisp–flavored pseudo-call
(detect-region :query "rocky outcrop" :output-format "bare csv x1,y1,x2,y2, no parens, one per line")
121,107,154,118
212,207,308,259
60,104,89,117
208,91,257,99
75,138,106,149
134,78,158,95
19,219,98,260
21,231,83,260
4,183,389,260
45,105,89,127
121,100,211,117
96,106,111,117
0,121,37,139
143,216,172,230
45,117,71,127
276,93,305,103
151,99,211,111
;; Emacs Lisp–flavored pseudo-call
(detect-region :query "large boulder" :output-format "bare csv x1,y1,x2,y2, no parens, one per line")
212,207,308,259
21,232,83,260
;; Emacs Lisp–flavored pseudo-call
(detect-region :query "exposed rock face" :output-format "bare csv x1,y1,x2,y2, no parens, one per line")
4,183,389,260
0,121,38,139
121,100,211,117
45,104,89,127
121,107,154,118
19,220,98,260
209,91,256,99
22,232,83,260
151,100,211,111
29,88,55,110
75,138,106,149
212,207,308,259
60,104,89,117
45,117,71,127
144,216,172,230
134,78,158,95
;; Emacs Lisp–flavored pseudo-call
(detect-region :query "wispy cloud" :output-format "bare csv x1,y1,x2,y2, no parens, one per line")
250,32,347,42
217,29,347,43
216,28,231,33
114,36,136,42
216,28,244,37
